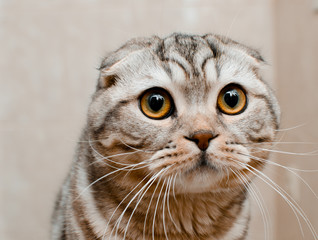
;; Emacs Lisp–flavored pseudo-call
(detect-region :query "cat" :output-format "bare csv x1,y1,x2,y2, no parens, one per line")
51,33,280,240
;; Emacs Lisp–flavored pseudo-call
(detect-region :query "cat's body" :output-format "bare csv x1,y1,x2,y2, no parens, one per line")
52,33,280,240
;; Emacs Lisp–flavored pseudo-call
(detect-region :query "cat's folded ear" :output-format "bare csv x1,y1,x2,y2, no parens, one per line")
204,34,267,67
97,49,130,89
97,37,158,89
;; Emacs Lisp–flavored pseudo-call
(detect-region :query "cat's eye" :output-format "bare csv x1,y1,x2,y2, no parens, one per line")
217,85,247,115
139,88,174,119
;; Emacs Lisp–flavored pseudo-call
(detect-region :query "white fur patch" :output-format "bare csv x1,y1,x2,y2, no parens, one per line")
219,197,250,240
75,163,109,238
204,58,218,83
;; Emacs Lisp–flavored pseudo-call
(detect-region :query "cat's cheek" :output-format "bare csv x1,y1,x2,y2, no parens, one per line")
124,104,176,136
135,113,174,128
99,133,117,148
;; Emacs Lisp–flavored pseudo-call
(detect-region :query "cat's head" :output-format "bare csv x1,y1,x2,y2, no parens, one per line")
87,33,280,194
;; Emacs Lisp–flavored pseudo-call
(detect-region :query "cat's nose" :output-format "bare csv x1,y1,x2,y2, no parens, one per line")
185,131,218,151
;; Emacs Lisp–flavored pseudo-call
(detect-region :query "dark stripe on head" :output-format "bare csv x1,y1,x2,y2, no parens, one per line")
203,35,221,59
174,35,199,62
166,58,191,80
155,38,166,61
151,39,172,78
169,34,204,78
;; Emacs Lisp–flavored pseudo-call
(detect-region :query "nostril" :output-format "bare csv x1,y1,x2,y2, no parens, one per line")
185,131,218,151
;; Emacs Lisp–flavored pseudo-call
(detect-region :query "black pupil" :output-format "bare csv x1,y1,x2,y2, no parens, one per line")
224,89,239,108
148,94,165,112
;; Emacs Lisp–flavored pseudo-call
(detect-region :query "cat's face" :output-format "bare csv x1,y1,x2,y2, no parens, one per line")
88,34,280,194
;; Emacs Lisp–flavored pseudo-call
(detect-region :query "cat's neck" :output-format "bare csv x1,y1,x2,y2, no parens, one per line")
84,161,249,239
139,190,249,240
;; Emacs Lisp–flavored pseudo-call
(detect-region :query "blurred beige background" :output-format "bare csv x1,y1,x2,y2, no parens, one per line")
1,0,318,239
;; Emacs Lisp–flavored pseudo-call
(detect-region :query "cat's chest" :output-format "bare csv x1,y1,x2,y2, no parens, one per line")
100,192,250,240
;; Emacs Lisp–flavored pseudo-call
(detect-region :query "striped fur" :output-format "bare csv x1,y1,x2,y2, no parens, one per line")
52,33,280,240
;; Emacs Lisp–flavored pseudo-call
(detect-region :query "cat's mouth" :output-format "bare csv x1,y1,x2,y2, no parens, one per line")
190,152,218,172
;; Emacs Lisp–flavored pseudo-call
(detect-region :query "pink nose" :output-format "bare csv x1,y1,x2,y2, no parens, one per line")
185,132,217,151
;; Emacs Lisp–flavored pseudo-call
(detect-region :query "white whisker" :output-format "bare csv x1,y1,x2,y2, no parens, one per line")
172,173,178,202
88,138,144,167
162,176,170,240
166,175,179,231
237,170,270,240
74,167,127,203
225,7,243,39
152,178,166,240
111,168,169,240
239,152,318,173
245,146,318,156
233,159,318,239
143,174,164,240
275,122,308,132
122,169,170,240
232,159,305,237
240,152,318,200
101,171,153,240
117,135,155,153
232,169,267,240
241,141,318,145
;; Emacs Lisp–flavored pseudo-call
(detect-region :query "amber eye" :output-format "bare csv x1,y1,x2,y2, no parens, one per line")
139,88,174,119
217,85,247,115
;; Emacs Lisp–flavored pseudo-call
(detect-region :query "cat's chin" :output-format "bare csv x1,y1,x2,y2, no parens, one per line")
174,166,225,194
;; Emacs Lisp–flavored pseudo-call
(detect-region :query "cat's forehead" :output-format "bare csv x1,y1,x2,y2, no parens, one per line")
158,34,263,85
100,33,267,95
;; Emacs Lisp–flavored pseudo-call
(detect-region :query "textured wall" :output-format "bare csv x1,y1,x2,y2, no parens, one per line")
0,0,294,239
274,0,318,239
